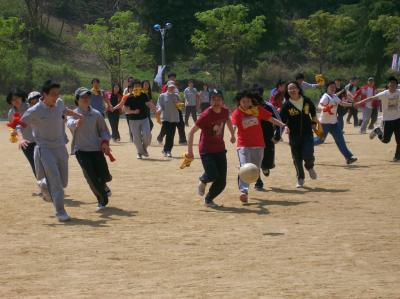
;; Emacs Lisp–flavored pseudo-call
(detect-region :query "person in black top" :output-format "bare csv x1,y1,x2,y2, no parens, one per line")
113,80,156,159
334,78,348,131
280,81,318,188
142,80,154,131
251,84,282,191
107,83,123,141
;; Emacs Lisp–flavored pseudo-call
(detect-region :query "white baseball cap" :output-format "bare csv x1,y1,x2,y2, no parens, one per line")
27,91,41,102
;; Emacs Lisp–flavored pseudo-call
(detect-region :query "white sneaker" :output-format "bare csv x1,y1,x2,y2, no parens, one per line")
142,150,149,157
198,181,206,196
296,178,305,188
56,212,71,222
166,152,172,158
308,168,317,180
137,154,143,160
96,204,106,212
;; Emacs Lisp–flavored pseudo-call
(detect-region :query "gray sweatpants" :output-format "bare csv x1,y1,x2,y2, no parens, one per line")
360,107,373,133
129,118,151,155
237,147,264,194
35,146,68,215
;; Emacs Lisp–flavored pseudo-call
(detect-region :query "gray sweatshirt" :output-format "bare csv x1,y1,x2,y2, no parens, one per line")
67,106,110,154
157,92,180,123
184,87,198,106
21,99,68,149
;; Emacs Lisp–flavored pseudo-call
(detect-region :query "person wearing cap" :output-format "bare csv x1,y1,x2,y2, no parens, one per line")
353,77,377,134
156,81,181,157
113,80,156,159
355,76,400,162
67,87,113,211
187,89,235,207
21,80,83,222
345,76,360,126
184,80,200,126
157,72,187,145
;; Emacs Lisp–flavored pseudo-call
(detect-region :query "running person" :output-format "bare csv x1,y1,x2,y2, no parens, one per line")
231,90,285,203
187,89,236,207
21,80,83,222
113,80,156,159
314,81,358,164
280,81,318,188
90,78,111,117
356,76,400,162
67,87,113,211
142,80,155,132
107,83,123,142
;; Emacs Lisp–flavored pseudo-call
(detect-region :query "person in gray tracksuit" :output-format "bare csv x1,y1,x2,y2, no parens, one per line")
21,80,83,222
67,87,113,211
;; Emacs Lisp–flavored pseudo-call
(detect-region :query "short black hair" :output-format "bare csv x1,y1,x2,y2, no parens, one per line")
233,89,257,106
295,73,305,80
188,80,194,84
351,76,359,81
251,84,264,97
132,79,142,86
167,72,177,79
325,81,336,90
284,81,304,100
388,76,398,85
91,78,100,84
334,78,342,82
42,80,61,94
6,88,26,105
276,79,286,88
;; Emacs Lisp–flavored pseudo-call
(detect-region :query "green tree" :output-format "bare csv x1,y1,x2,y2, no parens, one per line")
77,10,152,85
294,10,355,73
0,16,27,92
191,4,266,88
369,15,400,56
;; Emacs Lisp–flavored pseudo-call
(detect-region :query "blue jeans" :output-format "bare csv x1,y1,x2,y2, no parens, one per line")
314,123,353,160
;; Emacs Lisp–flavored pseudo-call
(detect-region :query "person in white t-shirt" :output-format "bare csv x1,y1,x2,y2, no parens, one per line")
314,81,358,164
356,76,400,162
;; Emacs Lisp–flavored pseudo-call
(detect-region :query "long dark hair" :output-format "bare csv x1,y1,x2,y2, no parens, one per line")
284,81,304,100
142,80,153,100
111,83,123,96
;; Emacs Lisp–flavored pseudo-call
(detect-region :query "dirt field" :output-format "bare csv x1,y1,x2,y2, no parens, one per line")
0,119,399,299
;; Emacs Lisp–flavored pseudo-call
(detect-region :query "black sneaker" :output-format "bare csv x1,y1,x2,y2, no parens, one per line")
204,200,220,208
392,157,400,162
346,157,358,165
369,127,382,140
262,169,270,177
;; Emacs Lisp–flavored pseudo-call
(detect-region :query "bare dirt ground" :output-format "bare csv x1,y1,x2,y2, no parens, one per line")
0,119,399,299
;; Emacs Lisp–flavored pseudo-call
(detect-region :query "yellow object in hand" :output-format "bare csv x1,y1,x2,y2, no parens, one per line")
313,119,325,140
180,153,194,169
175,102,185,111
315,74,325,86
9,128,18,143
156,113,161,124
239,106,259,117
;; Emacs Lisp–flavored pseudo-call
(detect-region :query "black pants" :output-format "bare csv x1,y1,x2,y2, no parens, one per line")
22,142,36,177
185,106,197,126
379,118,400,159
163,121,177,152
289,135,315,180
107,111,120,140
200,102,210,112
347,107,359,126
149,116,154,131
157,110,187,143
75,151,112,206
200,151,227,203
255,142,275,188
369,107,378,129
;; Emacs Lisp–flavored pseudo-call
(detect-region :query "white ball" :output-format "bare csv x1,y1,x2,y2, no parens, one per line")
239,163,260,184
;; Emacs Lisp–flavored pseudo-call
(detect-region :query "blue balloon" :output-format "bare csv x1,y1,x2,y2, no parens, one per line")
153,24,161,31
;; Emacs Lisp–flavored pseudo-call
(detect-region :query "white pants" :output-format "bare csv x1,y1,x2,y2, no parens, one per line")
129,118,151,155
237,147,264,194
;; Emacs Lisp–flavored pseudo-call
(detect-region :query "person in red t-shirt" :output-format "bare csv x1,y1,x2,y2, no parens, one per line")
187,89,235,207
231,90,285,203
